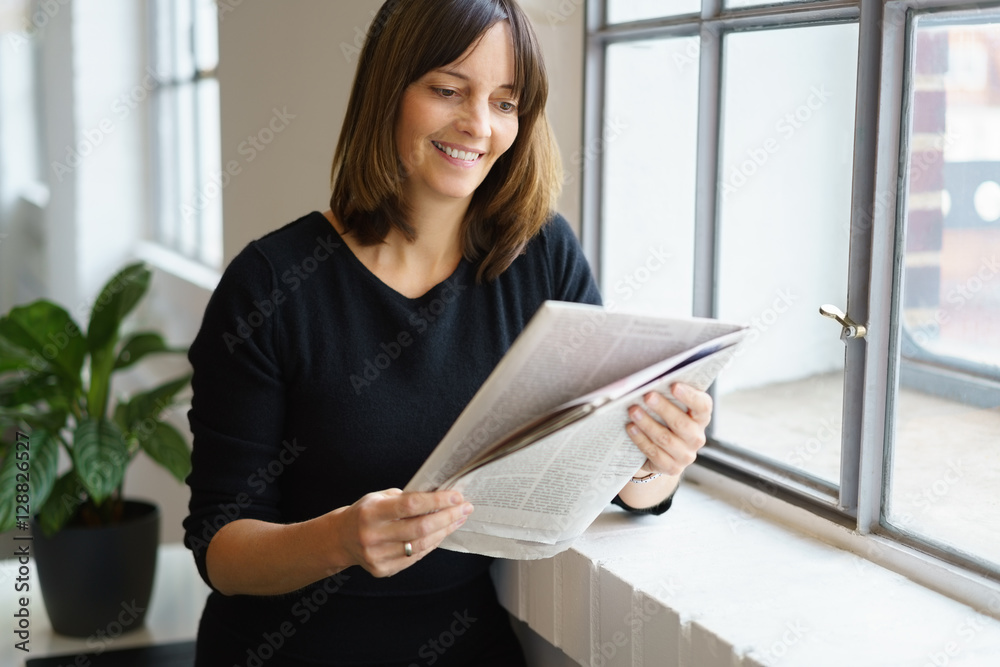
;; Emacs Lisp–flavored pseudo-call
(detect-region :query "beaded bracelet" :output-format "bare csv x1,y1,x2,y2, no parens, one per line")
629,472,663,484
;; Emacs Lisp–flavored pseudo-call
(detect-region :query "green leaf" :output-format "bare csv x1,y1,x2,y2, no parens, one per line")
86,345,117,419
86,263,151,354
0,370,50,403
114,332,184,370
38,471,87,536
119,374,192,433
0,406,67,434
71,418,128,504
0,374,76,421
0,335,47,374
85,264,152,420
0,406,26,424
0,301,85,385
139,421,191,482
0,430,56,533
29,430,60,511
112,401,130,435
24,410,69,434
0,444,24,533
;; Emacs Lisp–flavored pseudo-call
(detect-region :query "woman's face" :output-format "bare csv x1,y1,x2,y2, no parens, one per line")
395,21,520,208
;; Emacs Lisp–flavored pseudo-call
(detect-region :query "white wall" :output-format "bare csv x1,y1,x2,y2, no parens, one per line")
36,0,148,312
520,0,585,229
0,1,46,312
216,0,357,261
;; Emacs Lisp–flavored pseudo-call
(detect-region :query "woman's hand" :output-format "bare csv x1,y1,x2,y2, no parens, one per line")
616,383,713,510
332,489,474,578
204,490,473,596
627,383,713,478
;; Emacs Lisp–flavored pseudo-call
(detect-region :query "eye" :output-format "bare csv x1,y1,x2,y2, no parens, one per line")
433,88,458,99
497,100,518,113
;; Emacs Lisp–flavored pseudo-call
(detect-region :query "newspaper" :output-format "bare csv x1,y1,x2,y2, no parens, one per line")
404,301,748,559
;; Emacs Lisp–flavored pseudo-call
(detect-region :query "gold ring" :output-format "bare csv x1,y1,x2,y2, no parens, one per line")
404,541,413,557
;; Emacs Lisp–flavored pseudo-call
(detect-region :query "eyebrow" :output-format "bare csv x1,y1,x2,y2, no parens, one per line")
438,69,515,92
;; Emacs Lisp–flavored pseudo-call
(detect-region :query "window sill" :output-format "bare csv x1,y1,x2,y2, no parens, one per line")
135,241,221,292
492,465,1000,666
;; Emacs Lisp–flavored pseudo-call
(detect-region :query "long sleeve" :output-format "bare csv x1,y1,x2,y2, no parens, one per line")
183,244,289,590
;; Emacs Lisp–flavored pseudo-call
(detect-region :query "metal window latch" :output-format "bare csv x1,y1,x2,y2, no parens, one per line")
819,304,867,341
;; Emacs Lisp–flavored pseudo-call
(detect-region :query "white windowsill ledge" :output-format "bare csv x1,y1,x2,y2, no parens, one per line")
493,466,1000,666
135,241,221,293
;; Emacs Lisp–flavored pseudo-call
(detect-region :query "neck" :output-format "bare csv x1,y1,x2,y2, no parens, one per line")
392,193,469,269
328,195,470,299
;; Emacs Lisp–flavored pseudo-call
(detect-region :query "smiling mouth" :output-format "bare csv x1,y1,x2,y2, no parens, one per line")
432,141,483,162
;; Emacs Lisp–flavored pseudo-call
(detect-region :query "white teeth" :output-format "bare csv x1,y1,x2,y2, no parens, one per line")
434,141,480,161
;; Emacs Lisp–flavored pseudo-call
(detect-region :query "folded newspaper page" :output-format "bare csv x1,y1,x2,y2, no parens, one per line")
404,301,748,559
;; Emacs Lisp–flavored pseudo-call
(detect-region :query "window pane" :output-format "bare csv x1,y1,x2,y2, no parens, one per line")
170,0,195,80
194,0,219,73
607,0,700,24
150,0,222,267
175,82,198,258
197,78,223,268
886,15,1000,566
601,38,700,317
154,84,181,251
711,24,859,486
151,0,175,80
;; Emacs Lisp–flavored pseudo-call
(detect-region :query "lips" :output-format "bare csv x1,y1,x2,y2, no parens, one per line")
432,141,483,162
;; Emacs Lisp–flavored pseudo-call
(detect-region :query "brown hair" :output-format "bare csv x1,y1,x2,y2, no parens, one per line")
329,0,562,283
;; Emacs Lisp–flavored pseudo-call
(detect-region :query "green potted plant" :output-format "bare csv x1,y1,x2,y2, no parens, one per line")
0,262,192,637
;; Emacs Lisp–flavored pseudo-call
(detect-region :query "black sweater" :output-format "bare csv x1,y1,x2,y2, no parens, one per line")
183,212,608,664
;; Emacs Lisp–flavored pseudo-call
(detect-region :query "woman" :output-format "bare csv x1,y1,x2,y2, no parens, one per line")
183,0,712,664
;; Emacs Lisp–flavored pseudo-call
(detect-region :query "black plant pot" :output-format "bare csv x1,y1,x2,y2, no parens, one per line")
32,500,160,637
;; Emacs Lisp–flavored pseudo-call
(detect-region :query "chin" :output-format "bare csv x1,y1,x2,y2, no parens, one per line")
430,179,484,202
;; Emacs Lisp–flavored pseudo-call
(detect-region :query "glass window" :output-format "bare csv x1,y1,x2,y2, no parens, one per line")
607,0,701,24
601,38,701,317
150,0,222,269
711,23,860,486
886,14,1000,567
592,0,1000,586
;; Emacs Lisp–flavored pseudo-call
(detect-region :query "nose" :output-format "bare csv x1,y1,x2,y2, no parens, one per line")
455,98,491,139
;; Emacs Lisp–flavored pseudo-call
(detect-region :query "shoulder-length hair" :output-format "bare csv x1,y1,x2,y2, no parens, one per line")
329,0,561,283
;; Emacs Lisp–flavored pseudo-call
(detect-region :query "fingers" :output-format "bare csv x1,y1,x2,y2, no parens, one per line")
386,494,474,544
637,390,708,448
673,383,713,427
348,490,473,578
399,509,472,560
626,385,713,477
627,412,692,476
387,490,468,521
